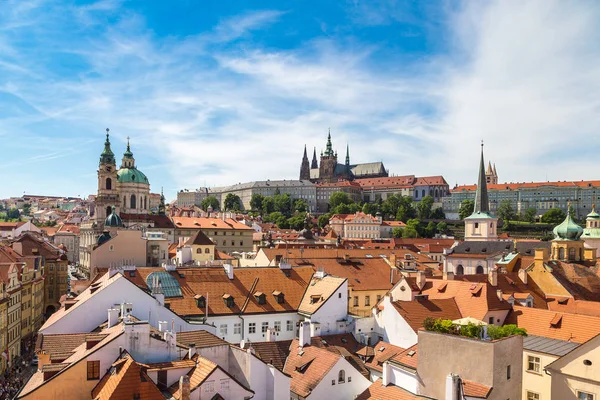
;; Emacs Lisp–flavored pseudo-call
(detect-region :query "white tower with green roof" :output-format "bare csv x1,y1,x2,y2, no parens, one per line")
464,143,498,241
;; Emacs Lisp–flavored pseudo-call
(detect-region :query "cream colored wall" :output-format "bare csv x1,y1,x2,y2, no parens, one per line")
521,350,556,400
464,218,498,241
191,244,215,262
91,230,147,268
20,358,98,400
550,341,600,399
348,288,386,317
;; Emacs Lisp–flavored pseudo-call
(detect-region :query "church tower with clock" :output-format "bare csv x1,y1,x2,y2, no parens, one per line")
95,128,120,228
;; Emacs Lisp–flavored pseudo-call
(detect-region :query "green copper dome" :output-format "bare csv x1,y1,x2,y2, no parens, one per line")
123,138,134,159
117,167,149,184
553,214,583,241
99,129,116,166
105,206,123,227
586,206,600,220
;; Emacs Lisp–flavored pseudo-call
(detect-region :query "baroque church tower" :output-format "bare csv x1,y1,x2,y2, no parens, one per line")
95,129,119,227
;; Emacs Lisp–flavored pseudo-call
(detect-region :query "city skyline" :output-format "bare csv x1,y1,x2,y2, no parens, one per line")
1,0,600,200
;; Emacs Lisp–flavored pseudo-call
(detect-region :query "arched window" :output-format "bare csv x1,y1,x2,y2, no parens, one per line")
435,189,439,199
130,194,136,209
197,248,202,254
559,248,565,260
456,265,464,275
106,206,112,217
476,265,484,274
422,189,425,198
205,248,210,253
106,178,112,190
144,196,147,209
123,196,126,208
338,370,345,383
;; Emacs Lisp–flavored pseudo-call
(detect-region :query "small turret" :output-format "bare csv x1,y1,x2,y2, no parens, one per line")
311,147,318,169
99,128,116,166
300,145,310,180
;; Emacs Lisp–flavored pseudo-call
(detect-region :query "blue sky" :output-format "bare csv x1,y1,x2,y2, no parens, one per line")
1,0,600,201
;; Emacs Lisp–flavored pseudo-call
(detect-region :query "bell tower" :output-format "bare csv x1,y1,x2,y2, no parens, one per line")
95,128,119,227
319,129,338,182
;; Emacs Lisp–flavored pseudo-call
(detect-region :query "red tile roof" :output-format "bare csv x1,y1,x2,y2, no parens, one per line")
364,341,406,373
462,379,492,398
356,379,424,400
92,354,164,400
171,217,253,230
391,298,462,332
453,180,600,192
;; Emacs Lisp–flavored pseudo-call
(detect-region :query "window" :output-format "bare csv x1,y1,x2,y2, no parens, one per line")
262,322,269,333
331,380,335,385
220,324,228,336
234,323,241,335
578,392,595,400
353,296,359,307
130,194,136,209
197,248,202,254
287,320,293,332
364,296,370,306
506,365,511,380
220,379,229,391
274,321,281,332
348,376,352,382
248,323,256,334
527,392,540,400
204,381,214,393
377,295,382,302
87,360,100,380
488,316,494,325
106,178,112,190
338,370,345,383
527,356,541,373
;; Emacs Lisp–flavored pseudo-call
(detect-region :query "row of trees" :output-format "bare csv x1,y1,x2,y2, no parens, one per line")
458,199,574,224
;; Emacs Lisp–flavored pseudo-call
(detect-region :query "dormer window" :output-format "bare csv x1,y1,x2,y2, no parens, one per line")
254,292,266,305
273,291,284,304
310,295,321,304
223,294,234,308
194,295,206,309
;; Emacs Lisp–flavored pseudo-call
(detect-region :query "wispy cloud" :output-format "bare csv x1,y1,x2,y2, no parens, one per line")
0,1,599,199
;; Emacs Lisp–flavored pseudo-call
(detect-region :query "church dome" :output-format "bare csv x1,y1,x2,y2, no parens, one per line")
586,205,600,221
104,206,123,227
117,167,149,184
553,214,583,241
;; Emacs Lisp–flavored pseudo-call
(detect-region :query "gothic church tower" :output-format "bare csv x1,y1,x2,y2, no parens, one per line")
300,145,311,180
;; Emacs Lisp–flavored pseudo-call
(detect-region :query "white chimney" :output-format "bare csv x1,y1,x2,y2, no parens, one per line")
488,267,498,287
314,268,326,279
107,308,120,328
445,373,461,400
416,271,426,290
266,328,277,342
299,321,311,347
518,268,528,284
120,302,133,317
188,343,196,359
158,321,168,332
496,289,503,302
279,259,291,270
224,264,234,280
382,361,391,386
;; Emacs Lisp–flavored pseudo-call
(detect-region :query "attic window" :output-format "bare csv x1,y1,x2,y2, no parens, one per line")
464,247,470,252
296,359,313,373
223,294,234,308
438,283,447,292
557,298,569,305
310,295,322,304
378,346,385,352
194,295,206,309
273,291,284,304
407,350,416,357
254,292,266,305
550,314,562,327
481,248,487,253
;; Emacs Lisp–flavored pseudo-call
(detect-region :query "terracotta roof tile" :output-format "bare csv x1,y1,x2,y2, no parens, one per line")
168,355,218,399
36,333,89,354
239,340,292,371
92,354,164,400
389,344,418,370
506,305,600,343
454,180,600,192
364,340,406,373
462,379,492,398
546,298,600,317
176,330,228,348
391,298,462,332
185,230,214,246
171,216,253,230
356,379,426,400
298,275,346,316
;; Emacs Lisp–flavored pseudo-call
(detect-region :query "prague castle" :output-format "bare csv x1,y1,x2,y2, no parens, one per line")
300,131,388,183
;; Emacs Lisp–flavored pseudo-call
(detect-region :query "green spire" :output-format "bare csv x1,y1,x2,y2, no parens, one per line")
123,136,134,159
324,129,334,157
99,128,116,166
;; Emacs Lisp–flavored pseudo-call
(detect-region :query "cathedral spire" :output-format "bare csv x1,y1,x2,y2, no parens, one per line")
99,128,116,166
324,129,334,157
300,144,311,180
345,144,350,165
473,142,490,214
311,147,318,169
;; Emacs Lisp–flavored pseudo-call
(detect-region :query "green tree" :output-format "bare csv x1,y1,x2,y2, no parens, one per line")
224,193,241,211
436,221,448,234
405,218,421,238
362,203,379,216
430,207,445,220
416,195,434,219
287,214,306,230
250,194,264,212
200,196,220,212
497,200,516,222
396,202,417,223
523,207,537,223
318,213,331,229
424,221,436,238
265,212,288,228
541,208,566,224
381,194,402,219
6,208,20,220
329,192,353,209
262,197,275,215
293,198,309,213
391,227,403,238
22,203,31,216
459,199,474,220
274,193,293,216
568,204,576,220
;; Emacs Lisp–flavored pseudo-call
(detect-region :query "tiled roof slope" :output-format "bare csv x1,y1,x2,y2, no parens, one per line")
453,180,600,192
176,330,228,349
185,230,214,246
546,298,600,317
462,379,492,399
298,275,346,316
129,266,315,317
506,305,600,343
356,379,427,400
168,355,218,399
546,260,600,301
171,217,253,230
284,339,342,398
392,298,462,332
92,354,164,400
240,340,293,372
389,344,419,370
364,341,406,373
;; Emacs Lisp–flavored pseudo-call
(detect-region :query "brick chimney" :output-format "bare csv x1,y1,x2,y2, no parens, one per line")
488,267,498,287
179,375,191,400
416,271,426,290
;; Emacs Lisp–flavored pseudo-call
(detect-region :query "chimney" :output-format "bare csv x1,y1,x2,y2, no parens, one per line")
224,264,234,280
416,271,426,290
443,271,454,281
179,375,191,400
107,308,120,328
343,253,350,261
445,373,460,400
314,268,326,279
279,259,291,270
518,268,528,284
389,253,397,267
188,343,196,359
266,328,277,342
488,268,498,287
382,361,391,386
534,248,548,262
158,321,168,332
496,289,503,302
299,321,311,347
